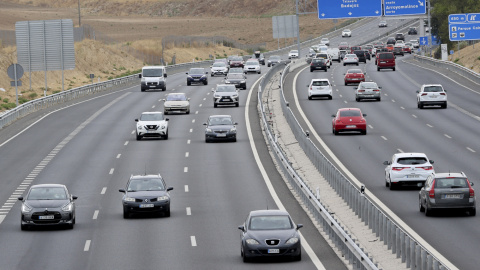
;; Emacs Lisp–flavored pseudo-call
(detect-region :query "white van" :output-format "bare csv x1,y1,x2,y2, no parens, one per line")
328,48,341,62
139,66,167,92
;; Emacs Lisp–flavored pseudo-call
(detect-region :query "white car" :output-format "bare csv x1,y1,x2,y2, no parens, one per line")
416,84,447,109
243,60,261,74
308,79,332,100
288,50,299,59
316,45,329,53
342,29,352,37
343,54,359,66
410,39,420,48
384,153,435,190
320,38,330,46
210,62,229,77
163,93,190,114
135,112,169,140
395,40,405,47
328,48,341,62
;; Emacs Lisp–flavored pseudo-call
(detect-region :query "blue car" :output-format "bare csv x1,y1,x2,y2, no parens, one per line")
186,68,208,86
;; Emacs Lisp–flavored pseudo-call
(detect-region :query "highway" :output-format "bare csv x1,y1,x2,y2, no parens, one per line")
284,25,480,270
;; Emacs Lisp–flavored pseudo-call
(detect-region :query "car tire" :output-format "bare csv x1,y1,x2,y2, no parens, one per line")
67,223,74,230
356,63,359,66
334,129,339,135
20,224,27,231
362,130,367,135
442,102,447,109
294,251,302,261
235,102,239,107
470,208,476,216
211,74,214,77
257,71,261,74
310,69,313,72
164,206,171,217
162,87,166,91
344,82,348,86
308,96,312,100
343,63,346,66
419,199,425,212
419,102,424,109
377,67,380,71
123,208,130,219
393,67,396,71
204,81,208,85
241,245,250,262
164,111,168,115
136,134,142,141
377,97,381,101
356,97,360,102
205,137,209,143
328,96,332,100
164,130,168,140
232,137,237,142
141,88,145,92
186,110,190,114
214,103,218,108
187,81,191,86
389,180,395,190
324,69,327,72
425,206,433,216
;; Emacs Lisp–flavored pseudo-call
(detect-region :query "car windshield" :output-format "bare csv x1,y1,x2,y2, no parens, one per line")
249,215,293,230
27,187,67,200
434,178,468,188
231,57,243,61
213,63,226,67
423,86,443,92
345,54,356,58
290,50,298,54
379,53,394,59
344,29,350,32
312,59,326,63
140,113,164,121
245,61,258,66
312,80,329,86
143,69,163,77
208,117,233,125
339,110,361,117
360,82,378,89
128,178,165,192
189,68,205,75
227,74,244,79
347,69,363,74
270,56,280,60
216,85,236,92
166,94,187,101
397,157,427,165
229,68,243,73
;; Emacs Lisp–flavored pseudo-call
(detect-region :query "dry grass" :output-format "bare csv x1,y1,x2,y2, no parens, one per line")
449,43,480,73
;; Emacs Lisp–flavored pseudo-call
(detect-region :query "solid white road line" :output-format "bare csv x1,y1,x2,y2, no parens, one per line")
84,240,91,251
246,73,326,270
190,236,197,247
186,207,191,216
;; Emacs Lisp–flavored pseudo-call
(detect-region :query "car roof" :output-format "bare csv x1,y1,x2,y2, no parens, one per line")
249,209,290,217
338,108,361,112
30,184,67,189
130,174,162,180
311,78,330,82
434,172,466,178
141,111,163,115
393,152,428,158
422,84,443,87
166,92,186,96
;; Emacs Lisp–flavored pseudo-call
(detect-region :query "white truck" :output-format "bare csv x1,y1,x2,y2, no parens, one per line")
139,66,167,92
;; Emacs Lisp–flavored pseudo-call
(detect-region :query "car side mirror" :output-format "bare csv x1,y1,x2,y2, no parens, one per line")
383,161,390,165
18,197,23,201
138,74,142,78
296,224,303,230
119,189,126,193
331,114,336,117
238,225,245,232
205,72,209,74
363,114,367,117
71,195,78,200
135,119,139,122
353,87,357,90
379,87,382,89
233,122,238,125
164,74,167,78
186,72,188,74
162,99,166,102
212,89,215,92
187,98,191,101
430,160,434,164
167,187,174,191
203,123,207,125
444,90,447,92
165,118,169,121
471,182,474,186
364,72,367,75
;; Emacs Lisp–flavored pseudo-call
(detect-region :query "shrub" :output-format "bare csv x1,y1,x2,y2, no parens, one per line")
18,97,28,104
1,103,16,109
28,93,38,99
3,98,8,103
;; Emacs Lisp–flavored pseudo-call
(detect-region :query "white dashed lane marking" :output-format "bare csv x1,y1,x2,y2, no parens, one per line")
427,124,433,128
93,210,99,220
187,140,191,144
84,240,91,251
381,136,388,140
101,187,107,194
467,147,476,153
116,154,121,159
124,141,129,146
191,236,197,247
185,185,189,192
186,207,191,216
444,134,452,139
185,152,189,158
184,167,188,173
109,168,114,174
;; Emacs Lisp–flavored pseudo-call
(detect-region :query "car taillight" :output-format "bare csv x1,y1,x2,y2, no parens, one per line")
421,93,428,96
440,93,446,95
467,179,475,198
419,166,433,170
429,179,436,198
373,89,380,92
392,167,406,171
358,90,365,92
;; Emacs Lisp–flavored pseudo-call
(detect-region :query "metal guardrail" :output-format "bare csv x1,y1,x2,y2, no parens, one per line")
258,62,380,270
413,54,480,85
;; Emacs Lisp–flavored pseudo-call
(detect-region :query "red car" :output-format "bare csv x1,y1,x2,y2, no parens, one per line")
344,69,365,85
403,46,412,54
332,108,367,135
229,56,244,68
350,46,362,53
386,44,394,52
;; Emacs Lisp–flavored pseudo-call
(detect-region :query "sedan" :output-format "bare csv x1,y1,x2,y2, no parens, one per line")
229,56,245,68
355,81,381,102
238,210,303,262
204,115,237,142
225,73,247,90
163,93,190,114
244,59,261,74
416,84,447,109
419,172,476,216
308,78,332,100
267,55,282,67
18,184,77,230
119,174,173,218
383,152,434,190
332,108,367,135
343,54,359,66
344,69,366,85
288,50,299,59
342,29,352,37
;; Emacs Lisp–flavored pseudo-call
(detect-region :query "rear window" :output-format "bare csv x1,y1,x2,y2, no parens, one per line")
340,110,361,117
423,86,444,92
434,178,468,188
396,157,427,165
378,53,394,59
312,80,329,86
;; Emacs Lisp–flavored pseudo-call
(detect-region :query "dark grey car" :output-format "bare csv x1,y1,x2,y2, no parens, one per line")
419,172,476,216
225,73,247,90
204,115,237,142
119,174,173,218
267,55,281,67
18,184,77,230
238,210,302,262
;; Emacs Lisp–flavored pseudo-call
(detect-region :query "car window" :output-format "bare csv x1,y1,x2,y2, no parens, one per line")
128,178,165,191
339,110,361,117
360,82,378,89
189,68,205,74
143,69,163,77
312,80,329,86
227,74,244,79
213,63,225,67
216,85,236,92
347,69,363,74
396,157,427,165
28,187,67,200
379,53,394,59
249,215,293,230
245,61,258,66
209,117,232,125
166,94,187,101
423,86,443,92
140,113,164,121
434,178,468,188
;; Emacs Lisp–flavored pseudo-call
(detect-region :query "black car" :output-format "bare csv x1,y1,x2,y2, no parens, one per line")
267,55,281,67
363,50,371,60
238,210,303,262
310,58,328,72
252,51,265,65
119,174,173,218
386,37,396,45
395,33,405,41
204,115,237,142
186,68,208,86
408,27,417,35
225,73,247,90
353,50,367,63
18,184,77,230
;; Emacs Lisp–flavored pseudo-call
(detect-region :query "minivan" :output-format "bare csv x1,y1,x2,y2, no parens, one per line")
139,66,167,91
376,52,396,71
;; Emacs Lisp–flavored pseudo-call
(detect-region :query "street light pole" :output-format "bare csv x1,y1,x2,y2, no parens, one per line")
78,0,81,27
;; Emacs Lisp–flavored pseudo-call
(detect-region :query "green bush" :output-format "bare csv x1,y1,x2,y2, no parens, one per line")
3,98,9,103
1,103,16,109
18,97,28,104
28,93,38,99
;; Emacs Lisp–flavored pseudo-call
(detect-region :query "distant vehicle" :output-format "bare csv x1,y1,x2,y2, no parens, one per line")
135,111,169,140
408,27,418,35
332,108,367,135
343,54,359,66
18,184,77,230
355,81,381,102
320,37,330,46
228,67,244,74
378,20,388,27
376,52,396,71
139,66,167,92
342,29,352,37
393,46,404,56
339,50,348,60
243,59,261,74
416,84,447,109
238,210,302,262
163,93,190,115
186,68,208,86
419,172,476,216
267,55,281,67
204,115,238,142
386,37,396,45
288,50,299,59
315,53,332,68
350,45,362,53
344,69,366,85
210,62,229,77
225,73,247,90
328,48,341,62
384,152,434,190
310,58,328,72
212,84,239,107
353,50,367,63
252,51,265,65
119,174,173,218
395,33,405,41
338,42,349,51
410,39,420,48
308,78,332,100
229,56,245,68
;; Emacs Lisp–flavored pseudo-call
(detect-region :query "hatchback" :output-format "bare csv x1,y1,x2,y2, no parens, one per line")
419,172,475,216
416,84,447,109
310,58,328,72
204,115,238,142
384,153,434,190
353,50,367,63
308,79,332,100
344,69,366,85
332,108,367,135
343,54,359,66
355,81,381,101
395,33,405,41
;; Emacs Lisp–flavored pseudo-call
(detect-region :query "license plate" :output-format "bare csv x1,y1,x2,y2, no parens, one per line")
149,85,155,88
406,175,420,178
139,204,154,208
39,215,54,220
216,134,227,137
346,125,356,128
223,99,231,101
268,249,280,254
444,194,463,199
194,79,200,81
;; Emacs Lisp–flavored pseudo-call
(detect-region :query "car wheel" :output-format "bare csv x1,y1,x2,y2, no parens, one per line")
324,69,327,72
232,137,237,142
389,180,395,190
425,206,433,216
162,87,166,91
356,97,360,102
377,97,381,101
356,63,359,66
377,67,380,71
186,110,190,114
308,96,312,100
235,102,239,107
294,251,302,261
211,74,214,77
419,102,424,109
164,111,168,115
164,130,168,140
442,102,447,109
310,69,313,72
205,137,209,143
343,63,346,66
362,129,367,135
419,198,425,212
164,206,171,217
470,208,476,216
123,208,130,219
334,129,339,135
20,223,27,231
141,88,145,92
258,71,261,74
268,64,271,67
136,133,142,141
242,249,250,263
214,103,218,108
204,81,208,85
393,67,396,71
187,81,191,86
344,82,348,86
67,223,74,230
328,96,332,100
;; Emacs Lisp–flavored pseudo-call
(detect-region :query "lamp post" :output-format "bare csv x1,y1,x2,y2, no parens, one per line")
78,0,81,27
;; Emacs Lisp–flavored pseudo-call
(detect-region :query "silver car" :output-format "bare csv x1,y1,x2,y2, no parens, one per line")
355,81,381,102
213,84,239,107
343,54,359,66
417,84,447,109
419,172,476,216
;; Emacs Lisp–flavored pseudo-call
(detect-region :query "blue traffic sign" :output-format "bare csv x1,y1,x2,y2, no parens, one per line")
449,13,480,41
317,0,382,20
384,0,426,16
419,36,428,46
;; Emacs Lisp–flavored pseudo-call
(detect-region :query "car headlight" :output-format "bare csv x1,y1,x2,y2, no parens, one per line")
205,128,212,133
124,197,135,202
157,196,169,201
62,203,73,212
230,127,237,133
286,237,299,244
21,203,32,213
225,80,231,84
137,125,144,130
232,94,238,98
246,239,260,245
201,75,206,78
187,75,193,79
214,94,221,98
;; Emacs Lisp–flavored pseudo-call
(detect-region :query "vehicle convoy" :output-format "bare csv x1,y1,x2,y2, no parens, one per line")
416,84,447,109
163,93,190,114
204,115,238,142
238,210,302,262
186,68,208,85
332,108,367,135
384,152,434,190
19,184,77,230
119,174,173,218
135,111,169,140
419,172,476,216
139,66,167,91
